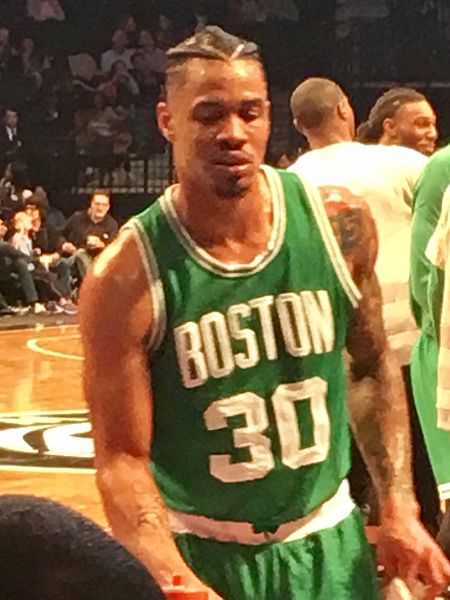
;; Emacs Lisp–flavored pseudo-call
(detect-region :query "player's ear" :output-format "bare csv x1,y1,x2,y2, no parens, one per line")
382,117,396,139
156,101,175,142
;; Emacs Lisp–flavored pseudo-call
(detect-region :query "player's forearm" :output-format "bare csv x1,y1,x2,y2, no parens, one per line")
347,350,418,514
96,454,199,587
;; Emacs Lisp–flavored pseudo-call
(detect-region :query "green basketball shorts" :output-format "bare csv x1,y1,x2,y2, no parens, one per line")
175,508,380,600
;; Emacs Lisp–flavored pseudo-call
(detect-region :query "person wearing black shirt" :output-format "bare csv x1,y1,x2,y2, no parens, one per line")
62,190,118,279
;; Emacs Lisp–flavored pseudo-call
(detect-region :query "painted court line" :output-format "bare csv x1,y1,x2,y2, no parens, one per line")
27,335,84,361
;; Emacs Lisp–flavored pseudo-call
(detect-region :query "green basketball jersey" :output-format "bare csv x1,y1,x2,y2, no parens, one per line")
410,147,450,498
130,166,360,530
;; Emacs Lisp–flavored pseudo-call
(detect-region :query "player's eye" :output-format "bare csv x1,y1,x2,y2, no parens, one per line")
193,104,225,125
239,102,264,122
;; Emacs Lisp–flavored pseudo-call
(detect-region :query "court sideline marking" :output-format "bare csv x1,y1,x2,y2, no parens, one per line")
27,334,84,361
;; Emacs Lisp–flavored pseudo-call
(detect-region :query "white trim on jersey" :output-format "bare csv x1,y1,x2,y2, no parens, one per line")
159,165,287,278
124,219,167,353
169,478,355,545
296,175,362,309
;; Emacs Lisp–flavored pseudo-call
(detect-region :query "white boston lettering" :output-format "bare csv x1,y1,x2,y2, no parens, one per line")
227,303,260,369
300,290,335,353
248,295,278,360
199,312,234,379
174,291,336,389
174,321,208,388
276,292,312,357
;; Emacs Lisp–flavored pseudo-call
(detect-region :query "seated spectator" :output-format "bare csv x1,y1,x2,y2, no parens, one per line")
26,0,65,22
101,30,134,74
138,31,166,75
75,93,133,185
130,51,160,104
0,215,41,314
0,26,14,73
99,59,139,108
30,185,66,231
0,108,24,174
18,36,50,91
117,13,139,47
0,495,165,600
24,196,77,314
10,210,75,313
154,14,178,50
62,190,118,280
0,160,33,220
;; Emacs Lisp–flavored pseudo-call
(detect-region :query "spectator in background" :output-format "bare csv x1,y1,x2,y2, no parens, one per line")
0,160,32,220
26,0,65,22
101,30,134,74
75,92,133,185
130,51,159,98
62,190,118,279
99,59,139,108
25,198,77,313
117,14,139,48
154,14,178,50
0,108,23,172
18,36,50,92
138,31,166,76
0,26,14,72
0,214,43,314
29,185,65,231
357,87,438,157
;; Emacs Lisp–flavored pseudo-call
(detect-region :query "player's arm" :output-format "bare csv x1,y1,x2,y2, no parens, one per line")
322,187,450,596
79,229,222,598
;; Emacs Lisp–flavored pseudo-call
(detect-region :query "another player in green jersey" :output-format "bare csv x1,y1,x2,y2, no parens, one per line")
410,144,450,553
80,27,450,600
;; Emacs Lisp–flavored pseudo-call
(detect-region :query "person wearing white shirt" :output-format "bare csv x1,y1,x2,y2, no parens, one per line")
101,30,134,74
288,77,438,534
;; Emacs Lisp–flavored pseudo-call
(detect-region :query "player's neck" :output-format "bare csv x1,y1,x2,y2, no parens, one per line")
172,172,273,257
307,130,352,151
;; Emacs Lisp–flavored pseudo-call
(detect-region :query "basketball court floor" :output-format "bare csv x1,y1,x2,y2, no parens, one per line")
0,325,105,527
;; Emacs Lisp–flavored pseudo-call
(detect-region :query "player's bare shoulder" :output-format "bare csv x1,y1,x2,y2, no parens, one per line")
79,225,153,335
318,185,378,283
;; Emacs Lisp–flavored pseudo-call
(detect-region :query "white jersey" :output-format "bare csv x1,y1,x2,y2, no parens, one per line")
289,142,427,365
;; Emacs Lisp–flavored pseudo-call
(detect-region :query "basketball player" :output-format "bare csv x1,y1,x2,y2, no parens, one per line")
288,78,438,529
80,28,450,599
410,143,450,557
357,87,437,156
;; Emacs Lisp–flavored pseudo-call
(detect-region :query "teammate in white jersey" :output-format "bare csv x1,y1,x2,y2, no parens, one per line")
288,75,440,538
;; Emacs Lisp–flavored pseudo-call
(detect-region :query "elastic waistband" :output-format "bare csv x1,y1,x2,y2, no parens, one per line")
169,479,355,545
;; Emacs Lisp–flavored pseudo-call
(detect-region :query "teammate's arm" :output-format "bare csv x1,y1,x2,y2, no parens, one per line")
322,187,450,596
79,229,222,599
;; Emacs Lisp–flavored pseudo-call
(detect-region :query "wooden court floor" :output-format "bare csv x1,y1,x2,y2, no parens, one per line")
0,325,106,528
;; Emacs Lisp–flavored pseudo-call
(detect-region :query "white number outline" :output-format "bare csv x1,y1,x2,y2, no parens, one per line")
204,377,330,483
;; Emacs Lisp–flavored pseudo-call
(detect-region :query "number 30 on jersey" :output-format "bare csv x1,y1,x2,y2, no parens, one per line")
204,377,330,483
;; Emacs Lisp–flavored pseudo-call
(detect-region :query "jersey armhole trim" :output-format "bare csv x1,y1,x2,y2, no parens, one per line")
124,218,167,353
297,175,362,308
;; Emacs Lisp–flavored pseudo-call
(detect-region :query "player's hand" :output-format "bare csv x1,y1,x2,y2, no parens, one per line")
378,503,450,599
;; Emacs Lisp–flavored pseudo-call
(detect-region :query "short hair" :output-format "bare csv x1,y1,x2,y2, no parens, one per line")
290,78,345,130
90,189,110,204
357,87,427,143
165,26,261,91
0,495,165,600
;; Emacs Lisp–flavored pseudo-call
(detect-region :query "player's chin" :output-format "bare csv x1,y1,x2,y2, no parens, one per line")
214,173,254,200
417,142,436,156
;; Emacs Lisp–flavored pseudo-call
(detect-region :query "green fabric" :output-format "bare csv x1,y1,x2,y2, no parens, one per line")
176,509,379,600
411,335,450,490
410,144,450,335
133,168,355,527
410,143,450,493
